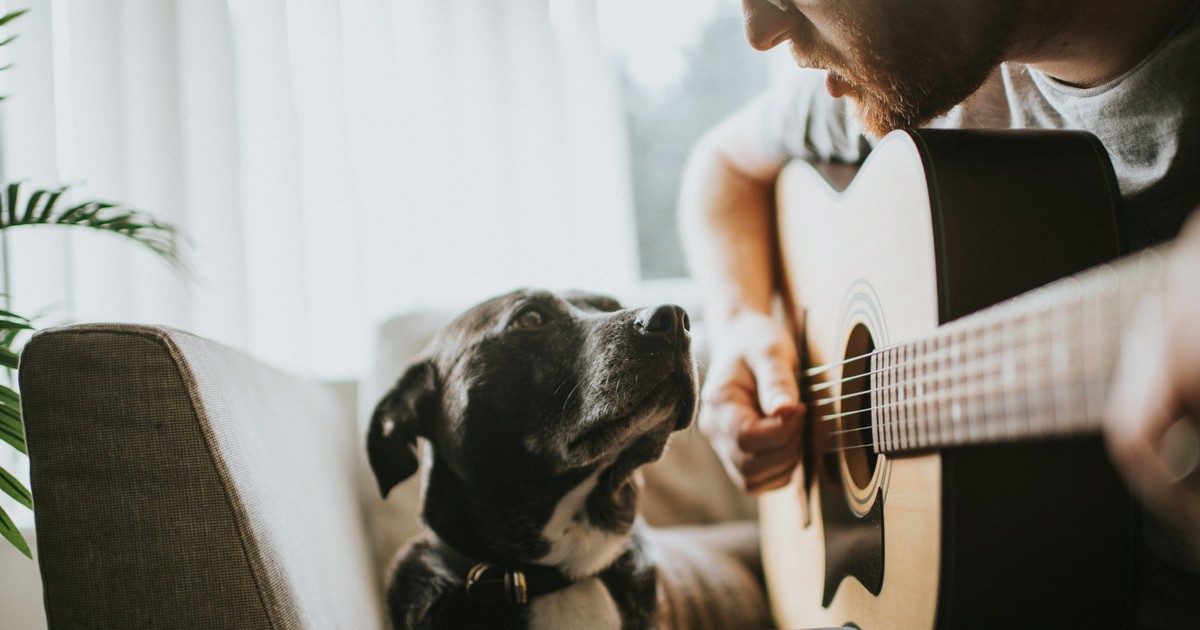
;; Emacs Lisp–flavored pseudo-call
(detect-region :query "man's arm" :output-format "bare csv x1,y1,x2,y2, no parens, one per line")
679,107,801,494
678,74,869,493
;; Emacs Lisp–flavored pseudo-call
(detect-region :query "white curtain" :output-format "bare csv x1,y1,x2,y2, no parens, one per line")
0,0,639,380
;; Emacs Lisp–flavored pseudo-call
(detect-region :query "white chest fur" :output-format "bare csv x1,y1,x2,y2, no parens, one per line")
527,577,622,630
537,471,631,580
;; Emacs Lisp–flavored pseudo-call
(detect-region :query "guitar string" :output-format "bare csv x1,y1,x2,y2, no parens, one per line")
817,368,1107,455
806,333,1113,418
799,294,1091,379
816,355,1105,432
803,290,1116,397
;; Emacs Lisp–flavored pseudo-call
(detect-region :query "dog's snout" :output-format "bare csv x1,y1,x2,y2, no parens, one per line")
635,304,690,344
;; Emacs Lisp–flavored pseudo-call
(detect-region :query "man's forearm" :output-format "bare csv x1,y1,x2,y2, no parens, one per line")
679,136,782,324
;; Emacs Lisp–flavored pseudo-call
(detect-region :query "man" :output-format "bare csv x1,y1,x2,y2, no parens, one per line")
680,0,1200,620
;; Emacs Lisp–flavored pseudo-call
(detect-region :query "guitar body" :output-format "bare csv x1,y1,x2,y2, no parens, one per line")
761,130,1139,628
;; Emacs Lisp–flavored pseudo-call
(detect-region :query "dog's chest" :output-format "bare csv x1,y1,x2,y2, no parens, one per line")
526,578,621,630
537,471,630,579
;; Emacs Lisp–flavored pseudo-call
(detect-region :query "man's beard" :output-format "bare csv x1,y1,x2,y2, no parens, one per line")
792,3,1018,137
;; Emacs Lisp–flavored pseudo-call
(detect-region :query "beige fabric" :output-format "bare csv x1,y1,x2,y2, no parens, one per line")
358,310,452,584
650,521,770,630
21,324,382,629
361,312,756,577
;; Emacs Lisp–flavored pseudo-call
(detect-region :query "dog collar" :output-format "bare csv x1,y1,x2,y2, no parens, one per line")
435,540,576,607
463,561,574,606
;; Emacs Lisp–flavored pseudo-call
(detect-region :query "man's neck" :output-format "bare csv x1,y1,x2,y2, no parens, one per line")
1010,0,1195,87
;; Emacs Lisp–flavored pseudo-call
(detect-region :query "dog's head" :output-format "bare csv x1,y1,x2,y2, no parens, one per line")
366,289,696,567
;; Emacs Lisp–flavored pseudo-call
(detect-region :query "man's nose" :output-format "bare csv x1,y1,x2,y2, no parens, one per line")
635,304,691,345
742,0,793,51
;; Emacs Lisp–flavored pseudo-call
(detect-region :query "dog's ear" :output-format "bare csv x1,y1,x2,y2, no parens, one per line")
367,360,438,498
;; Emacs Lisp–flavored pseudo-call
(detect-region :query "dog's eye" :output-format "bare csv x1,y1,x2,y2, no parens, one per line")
510,309,545,330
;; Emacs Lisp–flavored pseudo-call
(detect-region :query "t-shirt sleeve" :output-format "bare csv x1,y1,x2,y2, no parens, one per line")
755,69,874,164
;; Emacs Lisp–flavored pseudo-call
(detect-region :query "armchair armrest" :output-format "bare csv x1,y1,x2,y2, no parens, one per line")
20,324,382,629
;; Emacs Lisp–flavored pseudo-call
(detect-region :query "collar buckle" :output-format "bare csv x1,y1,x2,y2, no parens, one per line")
465,563,529,605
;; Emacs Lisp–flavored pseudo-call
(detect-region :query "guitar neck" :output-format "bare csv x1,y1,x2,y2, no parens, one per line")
865,247,1169,454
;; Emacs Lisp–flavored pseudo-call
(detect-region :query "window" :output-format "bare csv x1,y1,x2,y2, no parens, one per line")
601,0,777,280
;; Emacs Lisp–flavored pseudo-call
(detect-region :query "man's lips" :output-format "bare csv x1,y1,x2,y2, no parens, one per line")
825,71,852,98
784,36,853,98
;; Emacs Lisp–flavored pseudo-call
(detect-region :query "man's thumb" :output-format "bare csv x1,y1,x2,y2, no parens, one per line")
749,355,800,417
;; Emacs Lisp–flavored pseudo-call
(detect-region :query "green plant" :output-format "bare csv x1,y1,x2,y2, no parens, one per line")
0,7,182,558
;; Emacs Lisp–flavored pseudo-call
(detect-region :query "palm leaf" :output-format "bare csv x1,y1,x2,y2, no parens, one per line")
0,34,18,48
0,399,22,427
0,346,17,369
0,310,30,351
0,308,31,321
0,384,18,408
0,182,182,269
0,409,24,455
0,503,30,558
0,318,32,332
0,466,31,510
4,182,18,224
0,9,28,28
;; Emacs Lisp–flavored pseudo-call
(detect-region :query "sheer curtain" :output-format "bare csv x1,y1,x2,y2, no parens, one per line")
0,0,639,380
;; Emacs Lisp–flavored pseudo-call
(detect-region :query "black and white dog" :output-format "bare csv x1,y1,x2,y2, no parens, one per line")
367,289,769,629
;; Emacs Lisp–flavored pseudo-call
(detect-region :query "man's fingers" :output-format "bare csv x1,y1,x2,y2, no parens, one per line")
741,446,801,485
1103,297,1199,529
746,341,800,417
735,409,802,452
746,468,794,494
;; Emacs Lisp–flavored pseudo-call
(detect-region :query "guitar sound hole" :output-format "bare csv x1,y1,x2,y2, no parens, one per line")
841,323,877,490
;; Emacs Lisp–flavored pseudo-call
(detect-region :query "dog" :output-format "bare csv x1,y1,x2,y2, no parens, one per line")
367,289,770,629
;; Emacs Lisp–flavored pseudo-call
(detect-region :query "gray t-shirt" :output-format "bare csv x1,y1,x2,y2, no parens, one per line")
760,1,1200,247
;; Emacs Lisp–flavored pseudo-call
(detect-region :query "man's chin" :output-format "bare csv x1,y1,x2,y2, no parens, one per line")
848,85,966,139
850,96,910,139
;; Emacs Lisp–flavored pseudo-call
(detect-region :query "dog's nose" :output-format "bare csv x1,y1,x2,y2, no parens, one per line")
635,304,690,344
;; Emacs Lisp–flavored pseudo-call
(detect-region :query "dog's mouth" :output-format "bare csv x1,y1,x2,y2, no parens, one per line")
567,367,696,458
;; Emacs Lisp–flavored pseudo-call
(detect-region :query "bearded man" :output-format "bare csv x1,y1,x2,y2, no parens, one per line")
680,0,1200,624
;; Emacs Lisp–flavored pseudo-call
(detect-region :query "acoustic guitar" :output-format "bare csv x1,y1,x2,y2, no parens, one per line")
760,129,1174,627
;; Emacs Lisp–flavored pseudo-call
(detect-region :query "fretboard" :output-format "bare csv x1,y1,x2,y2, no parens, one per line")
860,247,1170,454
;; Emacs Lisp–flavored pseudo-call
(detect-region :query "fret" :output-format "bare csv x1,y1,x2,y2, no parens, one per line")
981,319,1002,443
868,351,880,453
916,341,926,448
1064,284,1087,432
934,336,946,446
891,345,901,451
962,326,977,444
1035,294,1055,436
1081,267,1112,429
976,325,990,444
1002,313,1018,441
883,346,896,451
893,344,904,450
918,337,931,448
949,328,964,445
877,347,889,452
880,348,891,451
1050,292,1070,432
902,342,914,450
1019,308,1033,440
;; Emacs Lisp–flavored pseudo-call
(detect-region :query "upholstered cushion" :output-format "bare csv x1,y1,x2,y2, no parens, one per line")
361,312,756,580
21,324,382,629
